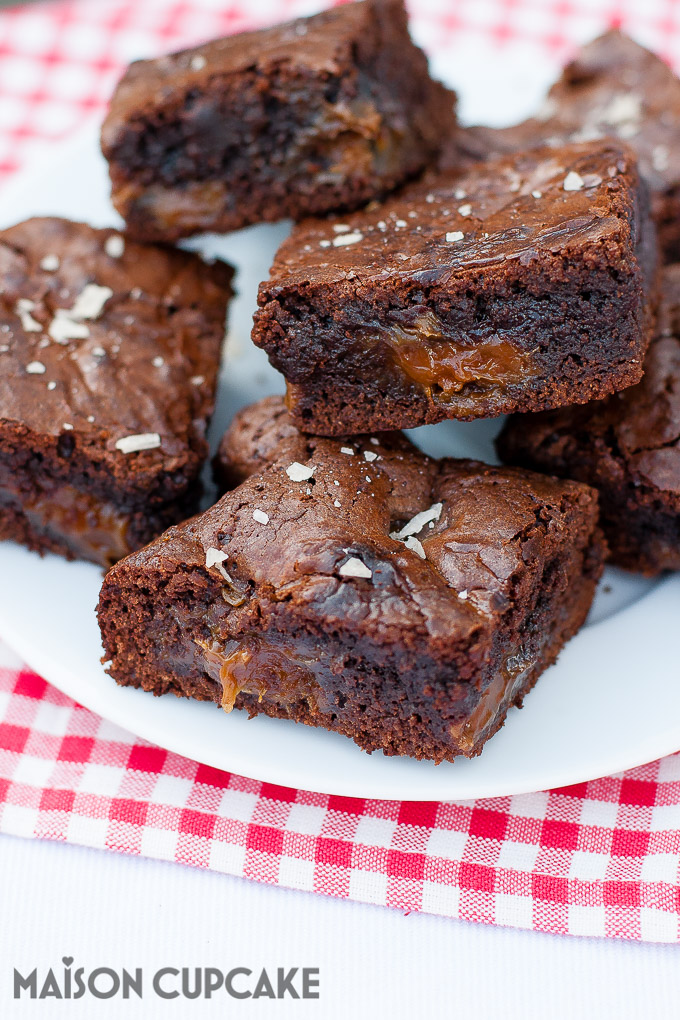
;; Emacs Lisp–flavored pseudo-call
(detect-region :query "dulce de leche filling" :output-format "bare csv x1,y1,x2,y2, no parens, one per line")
449,647,535,753
197,636,327,714
380,310,532,400
0,474,131,567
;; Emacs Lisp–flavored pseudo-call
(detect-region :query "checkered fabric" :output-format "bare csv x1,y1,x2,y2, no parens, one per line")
0,0,679,943
1,644,679,943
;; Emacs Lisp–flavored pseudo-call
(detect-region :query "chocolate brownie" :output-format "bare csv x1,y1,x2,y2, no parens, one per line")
253,140,657,435
98,396,605,763
101,0,455,242
0,217,233,568
498,264,680,575
442,31,680,260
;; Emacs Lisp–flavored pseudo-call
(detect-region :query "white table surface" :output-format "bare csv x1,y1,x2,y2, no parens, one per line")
1,831,679,1019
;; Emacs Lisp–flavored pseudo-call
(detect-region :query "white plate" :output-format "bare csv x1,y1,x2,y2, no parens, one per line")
0,45,679,800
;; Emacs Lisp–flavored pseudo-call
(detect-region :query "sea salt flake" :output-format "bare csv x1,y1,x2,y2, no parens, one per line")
47,381,56,390
532,190,542,198
252,509,269,525
40,254,60,272
152,356,164,367
105,235,125,258
339,557,372,579
363,450,378,462
333,231,363,247
25,360,45,374
205,547,231,580
285,462,314,481
340,447,355,456
393,503,443,540
92,346,106,357
457,203,472,216
395,219,407,228
333,224,350,233
563,171,584,192
191,375,204,386
48,312,90,343
190,54,207,71
334,500,341,507
454,188,467,200
445,231,464,243
70,283,113,320
582,173,602,188
115,432,161,454
404,536,426,559
62,423,73,431
319,239,331,248
458,589,469,600
16,299,42,333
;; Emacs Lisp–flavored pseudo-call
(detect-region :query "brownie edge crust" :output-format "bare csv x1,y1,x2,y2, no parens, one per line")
98,397,605,763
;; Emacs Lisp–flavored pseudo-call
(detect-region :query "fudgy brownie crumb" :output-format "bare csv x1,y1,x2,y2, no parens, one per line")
498,263,680,575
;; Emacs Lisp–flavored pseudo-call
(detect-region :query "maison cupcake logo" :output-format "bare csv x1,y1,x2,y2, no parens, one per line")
13,960,320,1000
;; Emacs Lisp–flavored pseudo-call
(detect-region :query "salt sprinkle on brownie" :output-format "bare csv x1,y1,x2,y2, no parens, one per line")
253,140,657,435
0,217,233,567
442,30,680,260
97,396,606,763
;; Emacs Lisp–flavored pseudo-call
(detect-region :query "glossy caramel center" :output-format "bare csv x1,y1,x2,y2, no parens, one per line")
450,648,534,753
197,636,322,713
383,311,531,399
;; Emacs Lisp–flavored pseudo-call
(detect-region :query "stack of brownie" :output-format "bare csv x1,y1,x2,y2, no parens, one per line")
1,0,678,764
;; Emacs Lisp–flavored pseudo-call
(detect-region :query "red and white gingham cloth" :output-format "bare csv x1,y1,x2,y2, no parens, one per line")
1,0,680,944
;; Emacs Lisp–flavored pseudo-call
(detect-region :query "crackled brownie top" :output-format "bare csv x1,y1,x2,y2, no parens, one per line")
443,32,680,198
207,395,600,633
105,1,401,119
260,140,644,292
540,31,680,198
0,218,233,485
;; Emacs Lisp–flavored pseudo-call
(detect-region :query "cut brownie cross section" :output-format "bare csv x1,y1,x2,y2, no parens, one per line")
101,0,455,242
253,140,657,435
97,396,605,763
498,264,680,575
442,31,680,260
0,217,233,567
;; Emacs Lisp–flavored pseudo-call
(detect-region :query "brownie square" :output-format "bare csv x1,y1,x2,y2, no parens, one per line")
442,31,680,260
0,217,233,567
101,0,455,242
498,264,680,575
253,140,657,435
98,396,605,763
